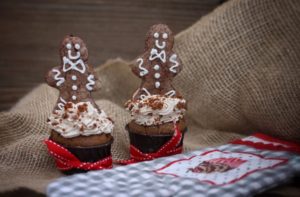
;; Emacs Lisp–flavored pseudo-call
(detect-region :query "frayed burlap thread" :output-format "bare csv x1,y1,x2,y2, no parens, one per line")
0,0,300,193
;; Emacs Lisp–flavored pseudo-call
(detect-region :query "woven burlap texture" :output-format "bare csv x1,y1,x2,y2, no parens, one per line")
1,0,299,193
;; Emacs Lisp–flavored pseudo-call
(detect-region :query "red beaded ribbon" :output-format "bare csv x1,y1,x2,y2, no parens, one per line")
44,139,112,171
116,124,183,165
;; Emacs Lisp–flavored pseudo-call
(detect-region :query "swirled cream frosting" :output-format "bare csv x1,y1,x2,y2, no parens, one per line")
47,101,114,138
125,95,186,126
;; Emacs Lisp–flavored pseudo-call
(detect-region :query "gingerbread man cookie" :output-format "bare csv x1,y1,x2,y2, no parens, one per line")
46,35,100,111
132,24,182,101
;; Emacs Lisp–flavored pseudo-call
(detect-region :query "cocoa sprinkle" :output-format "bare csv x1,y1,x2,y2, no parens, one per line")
80,126,84,132
78,103,88,113
51,122,59,126
146,97,163,110
176,101,186,109
64,102,73,110
62,113,69,119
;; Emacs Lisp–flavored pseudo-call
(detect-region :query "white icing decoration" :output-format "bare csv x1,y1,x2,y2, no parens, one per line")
57,97,67,110
72,85,78,91
154,65,160,70
74,43,80,50
169,54,179,73
86,74,95,91
154,32,159,38
63,57,86,73
132,89,140,99
66,43,72,49
68,50,80,60
155,81,160,88
155,40,166,49
52,69,65,87
137,58,148,77
154,73,160,79
162,33,168,39
140,88,151,100
149,48,166,63
165,90,176,97
71,75,77,80
72,95,77,100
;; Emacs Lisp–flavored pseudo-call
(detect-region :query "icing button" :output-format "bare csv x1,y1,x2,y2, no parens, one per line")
154,73,160,79
155,81,160,88
72,95,77,100
154,65,160,70
71,75,77,80
72,85,78,91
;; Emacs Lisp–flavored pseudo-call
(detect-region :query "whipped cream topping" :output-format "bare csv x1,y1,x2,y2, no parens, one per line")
125,95,186,126
47,102,114,138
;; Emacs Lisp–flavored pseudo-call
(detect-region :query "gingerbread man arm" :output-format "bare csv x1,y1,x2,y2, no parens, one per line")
85,66,100,92
45,66,65,88
168,52,182,76
132,54,149,78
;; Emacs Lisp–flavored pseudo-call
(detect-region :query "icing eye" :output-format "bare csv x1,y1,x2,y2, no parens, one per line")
66,43,72,49
154,32,159,38
162,33,168,39
75,43,80,50
154,73,160,79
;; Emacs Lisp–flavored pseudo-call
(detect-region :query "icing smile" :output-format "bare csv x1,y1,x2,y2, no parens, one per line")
66,42,81,60
155,40,166,49
68,50,80,60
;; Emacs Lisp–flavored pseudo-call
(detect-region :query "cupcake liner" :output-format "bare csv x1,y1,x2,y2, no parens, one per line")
50,138,113,175
126,124,187,153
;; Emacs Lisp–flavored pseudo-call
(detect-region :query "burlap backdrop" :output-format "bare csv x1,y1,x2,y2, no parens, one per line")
0,0,299,193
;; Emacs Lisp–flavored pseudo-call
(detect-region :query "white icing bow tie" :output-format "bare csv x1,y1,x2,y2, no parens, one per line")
62,57,86,74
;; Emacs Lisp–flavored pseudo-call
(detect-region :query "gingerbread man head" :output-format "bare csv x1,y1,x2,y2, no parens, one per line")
59,35,88,65
46,35,100,111
131,24,182,101
145,24,174,51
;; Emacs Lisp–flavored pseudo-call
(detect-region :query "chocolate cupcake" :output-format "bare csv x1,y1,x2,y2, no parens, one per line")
125,24,187,157
45,35,114,174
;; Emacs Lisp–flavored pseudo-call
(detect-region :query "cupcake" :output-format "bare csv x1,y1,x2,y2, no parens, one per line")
45,35,114,174
125,24,187,157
